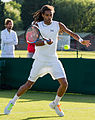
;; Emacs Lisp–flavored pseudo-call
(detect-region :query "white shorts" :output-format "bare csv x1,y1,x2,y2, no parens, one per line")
28,59,66,82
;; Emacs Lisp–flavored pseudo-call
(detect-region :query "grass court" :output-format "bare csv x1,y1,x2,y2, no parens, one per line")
0,50,95,58
0,50,94,59
0,90,95,120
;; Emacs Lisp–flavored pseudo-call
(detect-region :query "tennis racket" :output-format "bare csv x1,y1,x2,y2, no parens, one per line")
25,25,50,43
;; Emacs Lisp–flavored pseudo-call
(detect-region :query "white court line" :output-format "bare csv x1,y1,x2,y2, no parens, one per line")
13,107,95,114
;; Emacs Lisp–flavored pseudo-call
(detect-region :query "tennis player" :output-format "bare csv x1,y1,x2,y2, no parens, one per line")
1,18,18,58
4,5,91,116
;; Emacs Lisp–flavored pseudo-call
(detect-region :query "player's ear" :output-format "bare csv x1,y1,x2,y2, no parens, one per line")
42,14,44,18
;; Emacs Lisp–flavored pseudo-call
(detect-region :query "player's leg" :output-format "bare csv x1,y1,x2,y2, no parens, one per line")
4,60,48,115
4,60,40,115
4,80,35,115
58,78,68,95
17,80,35,96
49,60,68,117
49,78,68,117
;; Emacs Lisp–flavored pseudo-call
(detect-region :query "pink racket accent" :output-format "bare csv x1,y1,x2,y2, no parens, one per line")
26,26,40,43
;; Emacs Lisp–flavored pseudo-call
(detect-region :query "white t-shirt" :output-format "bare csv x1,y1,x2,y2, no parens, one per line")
33,21,60,62
1,28,18,57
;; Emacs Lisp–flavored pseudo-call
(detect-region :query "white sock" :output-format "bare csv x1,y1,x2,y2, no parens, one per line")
53,95,62,105
11,94,19,104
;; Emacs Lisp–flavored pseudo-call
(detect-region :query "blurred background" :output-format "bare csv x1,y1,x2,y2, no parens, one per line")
0,0,95,58
0,2,95,118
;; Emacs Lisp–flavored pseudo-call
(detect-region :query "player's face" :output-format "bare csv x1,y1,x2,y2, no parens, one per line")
42,10,54,24
6,22,13,30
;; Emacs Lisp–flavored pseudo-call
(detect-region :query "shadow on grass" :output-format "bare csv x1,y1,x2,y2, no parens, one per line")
0,113,7,116
0,90,95,103
21,116,60,120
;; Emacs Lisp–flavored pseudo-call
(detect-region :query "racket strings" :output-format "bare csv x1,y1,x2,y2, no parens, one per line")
26,26,40,43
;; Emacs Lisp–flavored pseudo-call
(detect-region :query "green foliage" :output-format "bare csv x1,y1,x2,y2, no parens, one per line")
21,0,53,30
13,0,24,4
3,1,23,30
21,0,95,32
53,0,95,33
0,2,5,30
1,0,95,32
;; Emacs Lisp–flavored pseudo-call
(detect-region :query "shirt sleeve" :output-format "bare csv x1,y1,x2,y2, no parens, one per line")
13,32,18,45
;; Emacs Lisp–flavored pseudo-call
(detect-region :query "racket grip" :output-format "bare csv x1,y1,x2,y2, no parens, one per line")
46,39,51,42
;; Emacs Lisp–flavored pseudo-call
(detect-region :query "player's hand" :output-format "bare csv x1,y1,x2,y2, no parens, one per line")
81,40,91,47
46,39,53,45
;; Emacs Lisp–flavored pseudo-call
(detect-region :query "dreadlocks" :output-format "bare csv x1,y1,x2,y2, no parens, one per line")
33,5,55,23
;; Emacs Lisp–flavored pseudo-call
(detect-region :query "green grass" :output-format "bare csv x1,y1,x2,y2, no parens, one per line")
0,50,95,59
57,51,95,59
15,50,95,59
0,90,95,120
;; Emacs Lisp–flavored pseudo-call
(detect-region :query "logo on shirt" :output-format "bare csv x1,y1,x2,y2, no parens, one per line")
50,29,54,32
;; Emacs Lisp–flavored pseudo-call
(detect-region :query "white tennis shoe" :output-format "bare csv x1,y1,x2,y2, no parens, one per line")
4,100,14,115
49,102,64,117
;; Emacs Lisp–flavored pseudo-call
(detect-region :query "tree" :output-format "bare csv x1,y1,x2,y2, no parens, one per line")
0,1,5,30
4,1,23,30
13,0,23,4
53,0,95,33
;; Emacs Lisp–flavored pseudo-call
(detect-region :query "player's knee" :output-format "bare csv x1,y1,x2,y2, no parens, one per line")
25,80,35,89
65,80,68,88
61,79,68,88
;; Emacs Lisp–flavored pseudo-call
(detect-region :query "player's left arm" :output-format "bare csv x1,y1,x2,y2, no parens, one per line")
34,23,53,46
59,22,91,47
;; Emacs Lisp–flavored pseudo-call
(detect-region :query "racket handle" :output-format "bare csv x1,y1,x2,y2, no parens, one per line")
44,39,53,45
44,40,50,45
46,39,51,42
